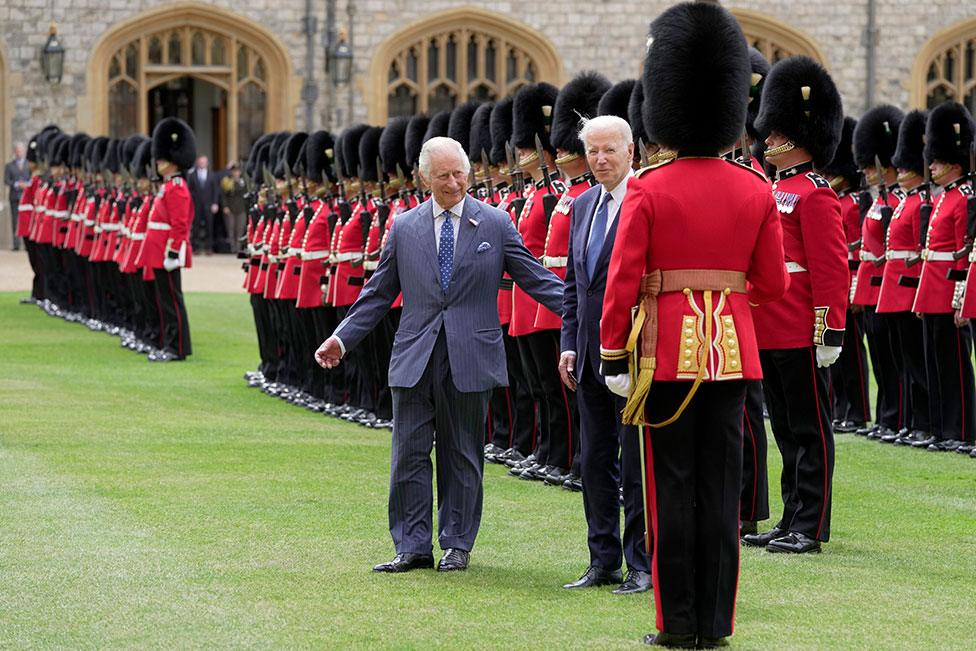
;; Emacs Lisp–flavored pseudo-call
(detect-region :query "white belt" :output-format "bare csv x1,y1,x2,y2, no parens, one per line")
335,251,364,262
130,233,145,241
84,219,95,227
302,250,330,261
363,260,379,271
924,250,955,262
859,251,882,263
786,261,807,273
94,225,103,233
267,255,280,264
147,221,171,231
847,251,856,260
100,223,121,232
18,205,33,213
70,213,84,222
121,227,131,237
886,250,916,260
542,255,568,267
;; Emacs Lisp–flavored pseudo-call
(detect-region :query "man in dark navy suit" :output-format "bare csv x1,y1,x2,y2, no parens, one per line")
559,115,650,594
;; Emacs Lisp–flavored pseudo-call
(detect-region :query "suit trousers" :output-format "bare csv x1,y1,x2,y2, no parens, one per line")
830,309,870,425
922,314,975,442
760,347,834,541
577,363,649,573
389,332,490,554
740,380,770,523
887,312,930,432
152,268,192,358
643,380,744,639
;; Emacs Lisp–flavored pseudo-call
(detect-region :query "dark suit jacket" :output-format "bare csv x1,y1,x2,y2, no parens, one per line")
4,159,29,204
560,184,622,382
335,196,565,392
187,168,219,219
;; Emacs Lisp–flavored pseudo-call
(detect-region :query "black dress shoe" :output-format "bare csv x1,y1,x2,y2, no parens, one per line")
543,467,571,486
641,632,697,648
495,448,523,465
855,424,876,437
612,569,651,594
834,420,863,434
970,447,976,459
739,520,758,536
766,531,822,554
698,636,730,648
894,430,926,446
879,429,901,443
928,439,963,452
868,426,892,440
437,548,470,571
519,464,549,481
956,443,974,454
372,552,435,573
911,435,938,449
563,565,623,589
508,454,535,472
562,475,583,492
741,526,786,548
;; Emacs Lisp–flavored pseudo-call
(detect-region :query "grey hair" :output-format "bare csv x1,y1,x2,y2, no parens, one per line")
578,115,633,150
419,136,471,178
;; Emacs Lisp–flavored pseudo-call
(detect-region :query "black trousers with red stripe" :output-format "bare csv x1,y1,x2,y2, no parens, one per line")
488,326,530,451
760,347,834,542
740,380,769,523
24,239,46,300
831,309,870,424
151,267,192,358
518,329,578,471
643,380,744,639
887,311,930,433
922,314,975,442
863,308,902,430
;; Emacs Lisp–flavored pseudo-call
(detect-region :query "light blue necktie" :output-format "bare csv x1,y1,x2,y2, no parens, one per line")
438,211,454,292
586,193,611,279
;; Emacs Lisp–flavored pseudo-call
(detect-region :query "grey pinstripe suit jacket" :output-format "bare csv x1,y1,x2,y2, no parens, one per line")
333,196,564,392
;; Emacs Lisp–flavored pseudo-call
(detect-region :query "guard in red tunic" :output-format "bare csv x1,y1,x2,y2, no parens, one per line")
877,110,933,445
819,117,872,434
139,117,196,361
598,5,788,645
509,81,573,483
18,126,60,304
538,72,608,488
852,105,906,439
744,55,848,554
120,138,159,353
912,101,976,451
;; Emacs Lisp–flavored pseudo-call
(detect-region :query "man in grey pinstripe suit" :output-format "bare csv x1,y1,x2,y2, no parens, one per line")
316,137,564,572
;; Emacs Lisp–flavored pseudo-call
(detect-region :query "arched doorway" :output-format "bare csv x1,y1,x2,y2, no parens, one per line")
911,18,976,110
85,2,298,164
367,7,564,124
731,9,828,67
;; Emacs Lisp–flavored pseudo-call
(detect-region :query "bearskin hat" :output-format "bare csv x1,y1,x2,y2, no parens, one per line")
251,140,274,182
551,71,611,156
132,139,153,179
924,101,976,172
512,82,559,153
468,103,494,164
755,56,844,168
819,117,859,186
266,131,291,178
488,97,514,166
628,81,649,147
100,138,121,173
69,133,91,169
448,101,481,155
32,126,62,164
853,104,903,170
598,80,636,122
89,137,110,172
643,2,750,156
358,126,385,182
423,111,451,144
47,133,69,166
277,131,309,178
305,130,337,184
891,110,928,176
151,117,196,170
121,134,147,171
380,117,410,176
746,47,771,141
245,132,277,178
338,124,369,178
405,114,431,168
81,137,97,172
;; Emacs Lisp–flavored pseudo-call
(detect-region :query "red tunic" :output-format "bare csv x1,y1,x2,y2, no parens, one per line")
536,176,593,330
495,184,515,326
332,199,368,307
15,176,39,238
51,180,72,248
65,181,86,250
75,192,100,258
752,162,848,350
600,157,789,381
852,189,903,306
120,195,151,274
29,182,51,243
838,191,861,285
913,179,971,314
296,199,331,309
136,175,194,277
275,205,307,301
509,181,547,337
877,188,925,313
262,213,284,300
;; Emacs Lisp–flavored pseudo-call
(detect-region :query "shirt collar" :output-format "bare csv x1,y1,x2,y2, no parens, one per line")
602,169,634,206
432,195,465,219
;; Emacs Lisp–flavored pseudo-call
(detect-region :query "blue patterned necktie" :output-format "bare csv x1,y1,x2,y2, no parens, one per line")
438,210,454,292
586,193,611,279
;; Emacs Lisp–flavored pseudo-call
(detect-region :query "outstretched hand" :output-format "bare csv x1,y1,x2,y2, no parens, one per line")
315,336,344,369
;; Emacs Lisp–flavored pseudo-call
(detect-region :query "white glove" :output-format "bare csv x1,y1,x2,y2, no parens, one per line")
816,345,842,368
163,257,181,272
605,373,632,398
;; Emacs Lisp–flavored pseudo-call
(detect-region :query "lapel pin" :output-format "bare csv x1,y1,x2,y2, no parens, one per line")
468,217,479,226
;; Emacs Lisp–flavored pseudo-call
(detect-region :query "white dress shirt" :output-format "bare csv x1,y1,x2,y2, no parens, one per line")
587,168,634,242
432,195,464,250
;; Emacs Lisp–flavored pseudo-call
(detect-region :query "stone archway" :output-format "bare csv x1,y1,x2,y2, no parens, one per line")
84,2,299,161
911,17,976,110
731,9,829,67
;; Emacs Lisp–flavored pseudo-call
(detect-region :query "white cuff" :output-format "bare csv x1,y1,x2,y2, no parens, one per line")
335,335,346,356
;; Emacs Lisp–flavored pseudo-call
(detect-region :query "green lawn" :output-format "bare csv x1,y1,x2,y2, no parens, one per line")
1,291,974,649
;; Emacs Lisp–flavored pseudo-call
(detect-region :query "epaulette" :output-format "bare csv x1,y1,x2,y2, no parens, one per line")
171,176,183,186
959,184,973,197
724,158,768,183
805,171,830,189
635,157,675,178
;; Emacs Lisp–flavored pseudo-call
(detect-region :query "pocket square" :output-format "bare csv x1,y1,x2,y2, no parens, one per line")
477,241,492,252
